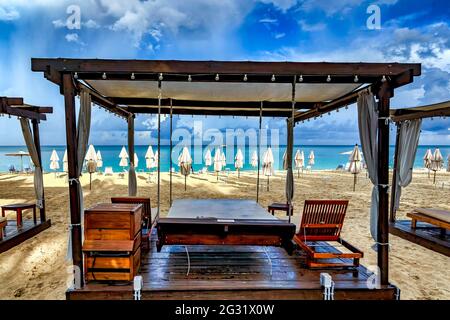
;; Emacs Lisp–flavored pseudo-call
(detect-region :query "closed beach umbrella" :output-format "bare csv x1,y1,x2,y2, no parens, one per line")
119,146,129,170
235,148,244,178
145,146,157,173
308,150,315,169
250,150,258,168
430,148,444,184
204,148,212,170
348,144,362,191
423,149,432,178
294,150,303,178
179,147,192,191
50,149,60,175
85,144,97,190
262,147,274,191
63,149,68,173
213,148,222,181
96,150,103,169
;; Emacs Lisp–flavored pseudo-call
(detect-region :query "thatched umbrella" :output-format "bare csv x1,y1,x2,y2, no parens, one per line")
179,147,192,191
235,148,244,178
423,149,432,178
213,148,222,181
50,149,60,177
430,148,444,184
262,147,274,191
348,144,362,191
5,150,29,172
204,148,212,172
308,150,315,170
85,144,97,190
294,149,303,178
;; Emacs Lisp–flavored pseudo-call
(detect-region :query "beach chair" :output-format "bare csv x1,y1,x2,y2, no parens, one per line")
8,165,17,174
294,200,363,269
104,167,114,176
407,208,450,237
111,197,158,250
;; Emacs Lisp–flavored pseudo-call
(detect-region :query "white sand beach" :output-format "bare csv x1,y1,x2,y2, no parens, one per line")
0,169,449,300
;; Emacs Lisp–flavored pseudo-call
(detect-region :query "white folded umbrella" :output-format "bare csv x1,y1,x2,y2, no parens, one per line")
250,150,258,168
234,148,244,178
348,144,362,191
50,149,60,172
262,147,274,191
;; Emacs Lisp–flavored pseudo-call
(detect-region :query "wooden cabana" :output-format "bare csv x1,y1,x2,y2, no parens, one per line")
31,58,420,300
0,97,52,253
390,100,450,256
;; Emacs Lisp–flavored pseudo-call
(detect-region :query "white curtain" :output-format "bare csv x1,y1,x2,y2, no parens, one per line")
357,90,378,241
393,119,422,212
285,118,294,208
19,118,44,208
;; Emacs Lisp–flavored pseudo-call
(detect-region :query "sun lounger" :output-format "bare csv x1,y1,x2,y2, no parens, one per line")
408,208,450,237
104,167,113,176
111,197,158,250
293,200,363,269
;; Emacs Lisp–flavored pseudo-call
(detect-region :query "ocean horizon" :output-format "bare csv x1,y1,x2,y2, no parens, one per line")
1,144,449,173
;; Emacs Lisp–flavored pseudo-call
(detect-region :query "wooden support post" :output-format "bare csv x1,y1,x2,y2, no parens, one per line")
376,81,392,286
390,124,401,223
31,119,46,223
63,73,84,288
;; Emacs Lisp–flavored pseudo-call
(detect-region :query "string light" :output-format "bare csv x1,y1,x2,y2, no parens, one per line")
243,74,248,81
382,75,387,82
271,74,276,82
215,74,220,81
159,73,163,81
74,72,78,79
299,74,303,82
188,74,192,82
102,72,107,80
131,73,135,80
354,75,359,82
326,75,331,82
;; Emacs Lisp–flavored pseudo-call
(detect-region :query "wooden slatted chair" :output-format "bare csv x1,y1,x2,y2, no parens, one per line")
293,200,363,269
111,197,158,250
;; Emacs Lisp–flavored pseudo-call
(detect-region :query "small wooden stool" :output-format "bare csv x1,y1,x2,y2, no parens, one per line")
0,217,7,241
268,202,293,217
1,203,36,228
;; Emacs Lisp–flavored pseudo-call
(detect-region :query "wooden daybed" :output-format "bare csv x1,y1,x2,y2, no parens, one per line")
408,208,450,237
157,199,296,253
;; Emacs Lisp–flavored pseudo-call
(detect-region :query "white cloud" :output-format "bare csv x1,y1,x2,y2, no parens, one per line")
259,18,278,24
274,33,285,39
65,32,85,46
259,0,298,12
298,20,326,32
0,6,20,21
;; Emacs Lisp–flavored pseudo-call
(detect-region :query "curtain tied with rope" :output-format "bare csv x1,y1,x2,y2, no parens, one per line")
19,118,44,209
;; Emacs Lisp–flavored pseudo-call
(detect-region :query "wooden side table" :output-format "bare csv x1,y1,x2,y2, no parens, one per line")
268,202,293,217
1,203,36,228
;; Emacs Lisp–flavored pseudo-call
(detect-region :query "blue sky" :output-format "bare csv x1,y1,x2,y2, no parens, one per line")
0,0,449,146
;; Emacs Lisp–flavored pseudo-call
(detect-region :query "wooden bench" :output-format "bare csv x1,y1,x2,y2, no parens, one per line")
408,209,450,238
0,217,7,241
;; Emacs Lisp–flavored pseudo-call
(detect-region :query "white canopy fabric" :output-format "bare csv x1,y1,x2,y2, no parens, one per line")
96,150,103,168
348,145,362,174
393,119,421,212
50,149,60,170
431,148,444,171
235,149,244,170
213,148,222,172
87,80,360,104
204,148,212,167
308,150,315,166
19,118,44,208
250,150,258,168
357,90,379,241
262,147,274,176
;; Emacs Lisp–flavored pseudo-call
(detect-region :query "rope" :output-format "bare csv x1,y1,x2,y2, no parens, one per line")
68,178,80,185
263,247,273,276
184,246,191,276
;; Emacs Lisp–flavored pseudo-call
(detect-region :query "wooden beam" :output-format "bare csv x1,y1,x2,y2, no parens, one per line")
391,108,450,122
124,106,291,117
32,119,46,222
63,73,84,288
17,105,53,114
376,81,392,286
32,58,421,78
0,97,24,106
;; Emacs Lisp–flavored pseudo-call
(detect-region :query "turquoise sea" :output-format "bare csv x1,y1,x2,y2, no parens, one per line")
0,145,449,173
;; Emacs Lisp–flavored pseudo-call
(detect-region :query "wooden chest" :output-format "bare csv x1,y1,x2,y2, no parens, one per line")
82,203,142,282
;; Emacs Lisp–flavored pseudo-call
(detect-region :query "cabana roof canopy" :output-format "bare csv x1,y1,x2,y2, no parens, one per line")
31,58,420,118
391,99,450,122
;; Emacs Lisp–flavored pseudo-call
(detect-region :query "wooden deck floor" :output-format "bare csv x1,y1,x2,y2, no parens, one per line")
390,220,450,257
0,219,51,254
68,230,397,300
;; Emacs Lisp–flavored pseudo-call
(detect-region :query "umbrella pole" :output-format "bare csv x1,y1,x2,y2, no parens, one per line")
353,174,357,192
20,156,23,172
267,176,269,191
217,172,219,181
185,175,187,191
433,171,436,184
90,173,92,190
